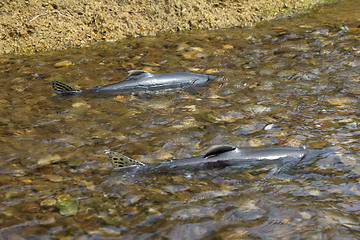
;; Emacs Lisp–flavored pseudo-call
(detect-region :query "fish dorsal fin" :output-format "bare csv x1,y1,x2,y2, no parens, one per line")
124,70,153,81
204,145,237,158
52,81,82,95
106,151,146,169
128,70,149,76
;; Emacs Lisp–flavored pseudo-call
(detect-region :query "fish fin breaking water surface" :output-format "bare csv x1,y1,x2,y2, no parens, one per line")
106,150,146,169
204,145,237,158
52,81,83,96
124,70,154,81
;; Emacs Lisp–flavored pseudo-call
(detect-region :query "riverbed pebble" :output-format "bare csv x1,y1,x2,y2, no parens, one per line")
54,60,73,68
37,155,62,166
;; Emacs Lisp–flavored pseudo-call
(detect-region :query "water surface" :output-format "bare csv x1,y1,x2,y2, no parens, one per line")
1,0,360,239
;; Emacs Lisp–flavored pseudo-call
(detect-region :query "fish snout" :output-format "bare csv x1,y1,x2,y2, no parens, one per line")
208,74,221,81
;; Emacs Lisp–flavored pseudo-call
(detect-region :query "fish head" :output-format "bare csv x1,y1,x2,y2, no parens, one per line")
190,74,221,86
207,74,221,81
297,147,331,168
200,74,221,85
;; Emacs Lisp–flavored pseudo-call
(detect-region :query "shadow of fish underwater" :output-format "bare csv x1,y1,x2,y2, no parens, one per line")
106,145,326,175
52,70,220,96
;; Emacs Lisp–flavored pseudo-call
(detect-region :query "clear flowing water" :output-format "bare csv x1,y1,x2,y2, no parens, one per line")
1,0,360,239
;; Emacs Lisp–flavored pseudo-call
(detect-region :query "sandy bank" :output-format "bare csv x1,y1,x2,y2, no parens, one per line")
0,0,332,55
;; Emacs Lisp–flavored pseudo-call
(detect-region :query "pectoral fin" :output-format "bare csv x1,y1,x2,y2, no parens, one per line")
106,150,146,169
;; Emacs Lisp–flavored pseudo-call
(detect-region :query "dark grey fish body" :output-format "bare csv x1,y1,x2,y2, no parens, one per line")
52,70,220,96
107,145,323,175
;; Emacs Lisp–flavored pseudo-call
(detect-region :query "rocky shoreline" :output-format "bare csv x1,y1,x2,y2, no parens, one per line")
0,0,332,55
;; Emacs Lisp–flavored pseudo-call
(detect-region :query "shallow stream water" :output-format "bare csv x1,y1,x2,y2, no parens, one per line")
1,0,360,239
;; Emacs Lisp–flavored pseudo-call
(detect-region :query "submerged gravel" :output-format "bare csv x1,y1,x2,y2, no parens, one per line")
0,0,360,238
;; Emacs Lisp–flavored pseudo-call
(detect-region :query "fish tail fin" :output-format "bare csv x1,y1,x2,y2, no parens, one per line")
52,81,82,96
105,150,146,169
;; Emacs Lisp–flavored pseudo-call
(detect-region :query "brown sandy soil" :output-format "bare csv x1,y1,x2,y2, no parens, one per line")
0,0,331,55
